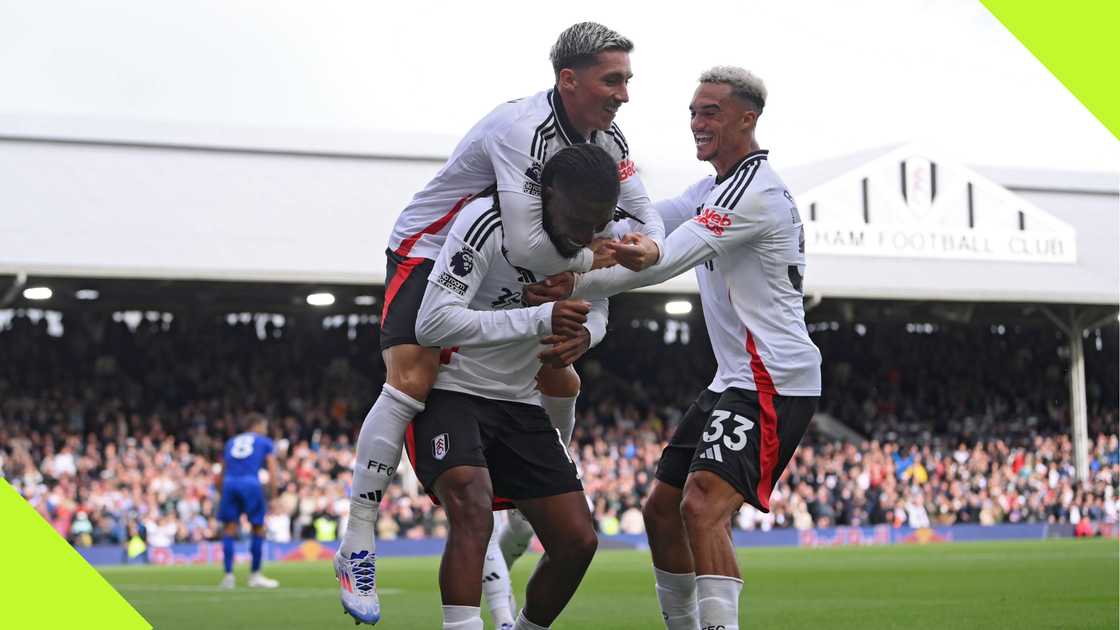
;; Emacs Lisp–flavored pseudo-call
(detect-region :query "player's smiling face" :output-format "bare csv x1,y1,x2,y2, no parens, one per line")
689,82,755,174
560,51,632,135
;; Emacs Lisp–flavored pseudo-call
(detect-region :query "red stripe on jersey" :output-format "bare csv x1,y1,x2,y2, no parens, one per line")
747,329,780,510
381,256,426,322
439,347,459,365
394,194,473,258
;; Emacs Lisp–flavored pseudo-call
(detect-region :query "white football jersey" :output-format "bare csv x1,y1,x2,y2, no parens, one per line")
578,150,821,397
415,198,608,405
388,89,662,277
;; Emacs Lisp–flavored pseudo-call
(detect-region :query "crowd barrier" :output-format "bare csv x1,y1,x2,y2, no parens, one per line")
79,521,1115,567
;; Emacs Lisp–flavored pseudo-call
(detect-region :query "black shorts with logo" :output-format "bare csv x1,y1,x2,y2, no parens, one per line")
404,388,583,507
656,387,817,513
379,248,437,351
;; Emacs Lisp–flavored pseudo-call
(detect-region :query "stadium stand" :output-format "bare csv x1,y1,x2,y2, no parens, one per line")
3,303,1116,551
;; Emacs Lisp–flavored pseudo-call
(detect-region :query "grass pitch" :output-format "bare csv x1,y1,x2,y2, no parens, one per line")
101,539,1118,629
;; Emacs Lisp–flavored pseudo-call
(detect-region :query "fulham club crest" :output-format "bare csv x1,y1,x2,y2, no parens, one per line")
900,157,938,217
432,433,449,460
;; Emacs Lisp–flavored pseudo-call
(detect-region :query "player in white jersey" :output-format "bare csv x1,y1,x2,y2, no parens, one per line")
405,145,617,630
526,67,822,630
335,22,664,625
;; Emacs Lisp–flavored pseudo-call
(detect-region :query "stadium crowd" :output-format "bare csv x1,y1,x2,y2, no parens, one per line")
2,307,1117,550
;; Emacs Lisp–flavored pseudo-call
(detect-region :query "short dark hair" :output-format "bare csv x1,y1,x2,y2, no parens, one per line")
550,22,633,79
241,412,268,433
541,144,620,207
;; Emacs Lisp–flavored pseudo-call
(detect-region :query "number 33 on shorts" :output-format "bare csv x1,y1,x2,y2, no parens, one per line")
702,410,754,452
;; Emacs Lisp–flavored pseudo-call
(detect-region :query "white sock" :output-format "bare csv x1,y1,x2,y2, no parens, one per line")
696,575,742,630
483,526,515,627
653,568,698,629
499,508,535,569
513,610,549,630
340,384,425,556
442,605,483,629
541,394,578,445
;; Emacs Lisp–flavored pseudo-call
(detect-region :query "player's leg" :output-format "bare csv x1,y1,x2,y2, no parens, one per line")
336,251,436,624
536,365,580,444
513,491,597,629
498,366,580,574
683,390,818,630
433,465,494,630
643,389,719,628
482,511,515,630
217,483,243,588
219,521,238,588
245,487,278,588
486,400,591,629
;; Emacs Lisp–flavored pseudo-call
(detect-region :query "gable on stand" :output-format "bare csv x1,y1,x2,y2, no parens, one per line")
797,144,1076,264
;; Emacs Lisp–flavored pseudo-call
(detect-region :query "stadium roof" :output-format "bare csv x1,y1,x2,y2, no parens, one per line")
0,119,1116,306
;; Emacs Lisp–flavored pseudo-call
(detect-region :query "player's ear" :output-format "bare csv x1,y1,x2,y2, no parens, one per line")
557,68,577,91
742,108,758,132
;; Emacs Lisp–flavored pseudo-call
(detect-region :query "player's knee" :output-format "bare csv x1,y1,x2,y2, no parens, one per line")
642,488,681,533
681,480,724,532
564,526,598,565
384,347,439,400
438,479,493,541
537,365,580,398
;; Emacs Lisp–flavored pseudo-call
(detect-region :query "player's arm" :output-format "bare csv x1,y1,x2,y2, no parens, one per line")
265,454,278,499
571,226,719,300
488,129,595,276
416,223,587,347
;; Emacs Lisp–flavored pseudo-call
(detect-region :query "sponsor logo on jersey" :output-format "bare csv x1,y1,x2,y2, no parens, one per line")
432,433,450,460
612,206,646,225
617,159,636,182
366,460,395,476
523,161,543,197
450,248,474,276
436,272,469,296
491,287,522,309
694,207,733,236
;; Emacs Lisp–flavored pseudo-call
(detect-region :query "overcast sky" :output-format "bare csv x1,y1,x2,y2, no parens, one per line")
1,0,1117,178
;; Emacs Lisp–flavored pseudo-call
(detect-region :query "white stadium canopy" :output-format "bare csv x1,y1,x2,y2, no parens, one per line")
1,118,1115,307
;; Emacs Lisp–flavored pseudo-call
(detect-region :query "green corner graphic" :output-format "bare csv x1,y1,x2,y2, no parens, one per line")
0,479,151,630
982,1,1120,141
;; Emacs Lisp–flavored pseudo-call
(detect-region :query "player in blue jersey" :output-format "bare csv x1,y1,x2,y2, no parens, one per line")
217,414,280,589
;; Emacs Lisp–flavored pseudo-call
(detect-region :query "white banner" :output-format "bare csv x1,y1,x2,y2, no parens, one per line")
807,224,1077,263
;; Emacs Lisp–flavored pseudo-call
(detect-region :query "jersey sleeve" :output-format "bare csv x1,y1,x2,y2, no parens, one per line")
679,185,776,256
583,297,609,348
571,225,718,301
487,125,594,275
616,171,665,245
260,436,274,458
655,177,712,235
415,210,554,347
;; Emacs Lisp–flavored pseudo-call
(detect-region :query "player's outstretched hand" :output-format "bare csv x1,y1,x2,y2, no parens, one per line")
539,330,592,368
607,233,661,271
524,273,575,306
550,299,590,337
590,237,618,270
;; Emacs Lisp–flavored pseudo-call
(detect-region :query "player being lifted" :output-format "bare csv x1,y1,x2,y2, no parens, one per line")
526,67,822,630
217,414,280,589
335,21,664,625
407,144,617,630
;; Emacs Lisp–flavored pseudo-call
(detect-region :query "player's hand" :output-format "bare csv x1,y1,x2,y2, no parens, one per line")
550,299,590,337
607,233,661,271
539,329,592,368
590,237,618,270
523,273,574,306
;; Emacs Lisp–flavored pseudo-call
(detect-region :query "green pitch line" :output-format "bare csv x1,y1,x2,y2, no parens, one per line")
99,539,1118,629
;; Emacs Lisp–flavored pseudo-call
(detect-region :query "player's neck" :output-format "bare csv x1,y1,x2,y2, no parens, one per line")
711,138,761,180
555,89,595,140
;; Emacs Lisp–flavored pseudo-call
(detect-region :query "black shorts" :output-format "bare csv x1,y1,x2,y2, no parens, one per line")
379,248,436,351
656,387,817,513
404,388,583,508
